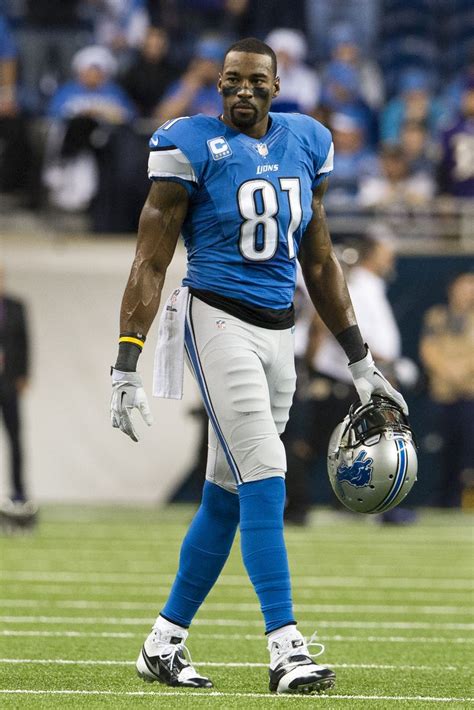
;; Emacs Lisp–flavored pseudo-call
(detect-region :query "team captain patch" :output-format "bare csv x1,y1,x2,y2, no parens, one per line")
207,136,232,160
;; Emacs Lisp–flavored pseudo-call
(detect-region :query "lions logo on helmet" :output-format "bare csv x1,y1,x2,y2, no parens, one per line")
336,451,374,488
328,396,417,514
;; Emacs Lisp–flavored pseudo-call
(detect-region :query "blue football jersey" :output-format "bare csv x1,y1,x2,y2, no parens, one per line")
148,113,333,310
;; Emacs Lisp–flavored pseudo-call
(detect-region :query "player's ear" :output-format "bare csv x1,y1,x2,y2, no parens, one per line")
217,73,223,94
273,76,280,99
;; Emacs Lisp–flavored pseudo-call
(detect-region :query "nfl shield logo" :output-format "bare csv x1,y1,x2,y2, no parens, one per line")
255,142,268,157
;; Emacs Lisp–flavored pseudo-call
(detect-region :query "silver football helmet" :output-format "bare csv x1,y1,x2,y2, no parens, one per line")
327,395,417,514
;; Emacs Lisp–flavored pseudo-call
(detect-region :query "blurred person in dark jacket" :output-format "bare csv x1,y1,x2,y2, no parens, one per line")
120,26,178,117
0,13,32,195
420,273,474,508
0,263,37,531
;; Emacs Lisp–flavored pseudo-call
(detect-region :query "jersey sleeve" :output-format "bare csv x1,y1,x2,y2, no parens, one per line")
309,119,334,189
147,116,208,195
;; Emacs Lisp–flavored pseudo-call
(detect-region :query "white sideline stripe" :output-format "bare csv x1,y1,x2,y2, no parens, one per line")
2,584,471,602
1,630,472,644
0,658,469,672
1,615,472,630
0,599,470,616
0,690,472,702
1,571,472,590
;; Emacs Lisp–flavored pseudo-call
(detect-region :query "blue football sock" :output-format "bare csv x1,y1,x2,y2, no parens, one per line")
239,477,295,633
161,481,239,627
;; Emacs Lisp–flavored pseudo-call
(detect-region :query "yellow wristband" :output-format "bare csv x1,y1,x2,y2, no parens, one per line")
119,336,145,349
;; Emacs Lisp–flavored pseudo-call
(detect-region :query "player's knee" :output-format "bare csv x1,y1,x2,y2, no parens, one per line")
242,435,286,482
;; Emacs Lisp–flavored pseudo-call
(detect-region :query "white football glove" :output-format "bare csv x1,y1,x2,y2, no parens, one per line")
348,348,408,415
110,368,153,442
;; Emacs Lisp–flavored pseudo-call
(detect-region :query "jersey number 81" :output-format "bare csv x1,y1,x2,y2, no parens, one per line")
237,178,302,262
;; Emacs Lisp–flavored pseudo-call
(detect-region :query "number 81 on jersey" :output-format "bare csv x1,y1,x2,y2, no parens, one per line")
238,178,302,262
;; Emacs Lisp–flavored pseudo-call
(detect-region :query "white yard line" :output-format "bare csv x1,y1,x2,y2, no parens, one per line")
1,584,471,602
1,630,472,643
0,599,470,616
0,571,471,589
0,658,469,672
0,689,472,702
0,615,472,630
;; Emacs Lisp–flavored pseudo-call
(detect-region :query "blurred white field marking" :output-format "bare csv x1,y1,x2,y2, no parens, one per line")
0,658,471,673
0,689,472,702
0,615,472,630
23,536,472,548
1,583,471,603
1,571,472,589
2,630,473,644
0,599,471,616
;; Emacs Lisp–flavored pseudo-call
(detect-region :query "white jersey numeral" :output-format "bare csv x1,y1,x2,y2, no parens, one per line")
237,178,302,262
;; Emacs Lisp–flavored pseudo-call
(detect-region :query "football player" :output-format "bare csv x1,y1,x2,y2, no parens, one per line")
110,37,407,695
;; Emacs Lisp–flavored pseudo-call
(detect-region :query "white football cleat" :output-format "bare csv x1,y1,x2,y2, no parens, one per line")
268,628,335,694
136,626,213,688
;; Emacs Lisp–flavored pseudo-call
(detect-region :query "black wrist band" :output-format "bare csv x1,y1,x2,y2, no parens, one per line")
114,341,141,372
336,325,367,364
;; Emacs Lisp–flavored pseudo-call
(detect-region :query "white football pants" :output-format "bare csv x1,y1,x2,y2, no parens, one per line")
184,295,297,493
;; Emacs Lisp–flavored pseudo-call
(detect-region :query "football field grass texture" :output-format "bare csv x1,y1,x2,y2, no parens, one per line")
0,506,472,710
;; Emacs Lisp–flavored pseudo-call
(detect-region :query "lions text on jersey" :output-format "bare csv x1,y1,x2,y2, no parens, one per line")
148,113,333,310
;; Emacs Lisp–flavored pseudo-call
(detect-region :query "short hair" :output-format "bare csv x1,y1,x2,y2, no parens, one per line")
224,37,277,76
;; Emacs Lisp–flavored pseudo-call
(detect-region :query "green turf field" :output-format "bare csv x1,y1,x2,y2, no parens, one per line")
0,506,472,709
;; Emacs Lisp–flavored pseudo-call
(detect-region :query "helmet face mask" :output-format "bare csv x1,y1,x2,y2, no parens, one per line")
327,396,418,514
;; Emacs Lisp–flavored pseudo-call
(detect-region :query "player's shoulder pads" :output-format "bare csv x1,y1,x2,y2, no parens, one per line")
275,112,334,187
148,115,215,191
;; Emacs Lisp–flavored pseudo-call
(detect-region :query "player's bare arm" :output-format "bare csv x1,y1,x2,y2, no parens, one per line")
120,180,189,337
299,179,408,413
110,180,189,442
298,179,358,339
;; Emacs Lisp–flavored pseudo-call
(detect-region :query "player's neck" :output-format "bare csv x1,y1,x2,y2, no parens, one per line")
219,113,271,139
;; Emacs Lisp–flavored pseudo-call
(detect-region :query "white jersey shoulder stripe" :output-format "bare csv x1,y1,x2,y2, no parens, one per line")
148,147,197,183
317,141,334,175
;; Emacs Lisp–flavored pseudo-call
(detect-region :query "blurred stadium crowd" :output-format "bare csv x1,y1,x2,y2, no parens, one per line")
0,0,473,235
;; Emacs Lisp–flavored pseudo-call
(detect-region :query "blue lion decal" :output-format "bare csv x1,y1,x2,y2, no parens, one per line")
336,451,374,488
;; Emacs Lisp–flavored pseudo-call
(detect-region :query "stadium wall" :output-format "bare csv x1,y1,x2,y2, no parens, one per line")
0,235,201,504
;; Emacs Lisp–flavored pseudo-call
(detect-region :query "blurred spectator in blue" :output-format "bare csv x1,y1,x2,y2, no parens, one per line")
14,0,92,114
358,145,435,211
47,45,135,123
119,26,178,118
320,60,378,146
0,13,31,193
381,69,446,145
43,45,136,213
400,120,436,178
441,46,474,118
420,273,474,508
264,28,319,114
306,0,380,62
324,111,378,209
156,36,224,123
88,0,150,70
327,23,384,110
437,77,474,199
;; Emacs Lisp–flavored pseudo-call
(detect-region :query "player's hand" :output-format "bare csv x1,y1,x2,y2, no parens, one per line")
348,348,408,415
110,368,153,442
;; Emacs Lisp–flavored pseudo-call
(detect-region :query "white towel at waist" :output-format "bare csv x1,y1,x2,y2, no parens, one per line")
153,286,189,399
